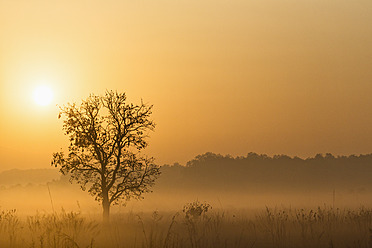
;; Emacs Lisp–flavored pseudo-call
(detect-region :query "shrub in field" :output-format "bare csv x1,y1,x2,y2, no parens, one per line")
183,201,212,219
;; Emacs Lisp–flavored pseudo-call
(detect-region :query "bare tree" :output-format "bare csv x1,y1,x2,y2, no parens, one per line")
51,91,160,220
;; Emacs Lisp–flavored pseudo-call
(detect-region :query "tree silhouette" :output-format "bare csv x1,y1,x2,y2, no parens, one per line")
51,91,160,220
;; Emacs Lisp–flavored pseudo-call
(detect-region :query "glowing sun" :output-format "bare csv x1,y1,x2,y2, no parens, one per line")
33,85,54,106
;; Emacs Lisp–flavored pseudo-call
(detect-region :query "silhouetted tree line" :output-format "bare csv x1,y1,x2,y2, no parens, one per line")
46,152,372,194
155,152,372,193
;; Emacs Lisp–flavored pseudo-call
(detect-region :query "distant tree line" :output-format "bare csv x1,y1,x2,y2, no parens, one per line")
50,152,372,195
156,152,372,193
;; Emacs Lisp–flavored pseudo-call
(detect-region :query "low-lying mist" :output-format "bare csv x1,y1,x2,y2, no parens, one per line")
1,152,372,215
1,152,372,247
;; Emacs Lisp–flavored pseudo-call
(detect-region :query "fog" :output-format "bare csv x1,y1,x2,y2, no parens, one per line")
2,152,372,216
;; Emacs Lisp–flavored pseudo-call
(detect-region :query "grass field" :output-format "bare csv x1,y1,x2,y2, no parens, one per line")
0,205,372,248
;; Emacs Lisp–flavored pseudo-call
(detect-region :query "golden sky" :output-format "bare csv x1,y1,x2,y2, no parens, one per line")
1,0,372,170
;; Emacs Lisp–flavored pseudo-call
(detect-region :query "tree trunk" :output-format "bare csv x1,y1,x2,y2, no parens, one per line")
102,190,110,222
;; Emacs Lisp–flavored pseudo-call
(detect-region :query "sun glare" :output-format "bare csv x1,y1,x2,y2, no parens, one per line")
32,85,54,106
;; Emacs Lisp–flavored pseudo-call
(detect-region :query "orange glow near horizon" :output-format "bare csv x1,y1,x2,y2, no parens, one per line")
1,0,372,171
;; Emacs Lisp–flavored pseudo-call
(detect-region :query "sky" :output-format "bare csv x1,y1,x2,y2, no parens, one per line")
0,0,372,171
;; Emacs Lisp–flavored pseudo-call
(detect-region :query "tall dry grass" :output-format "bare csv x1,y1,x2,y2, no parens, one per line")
0,206,372,247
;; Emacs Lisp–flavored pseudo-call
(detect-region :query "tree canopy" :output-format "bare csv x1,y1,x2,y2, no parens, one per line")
52,91,160,220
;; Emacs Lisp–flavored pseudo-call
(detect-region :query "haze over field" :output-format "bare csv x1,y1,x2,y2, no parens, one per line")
2,1,372,247
1,0,372,171
1,152,372,216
